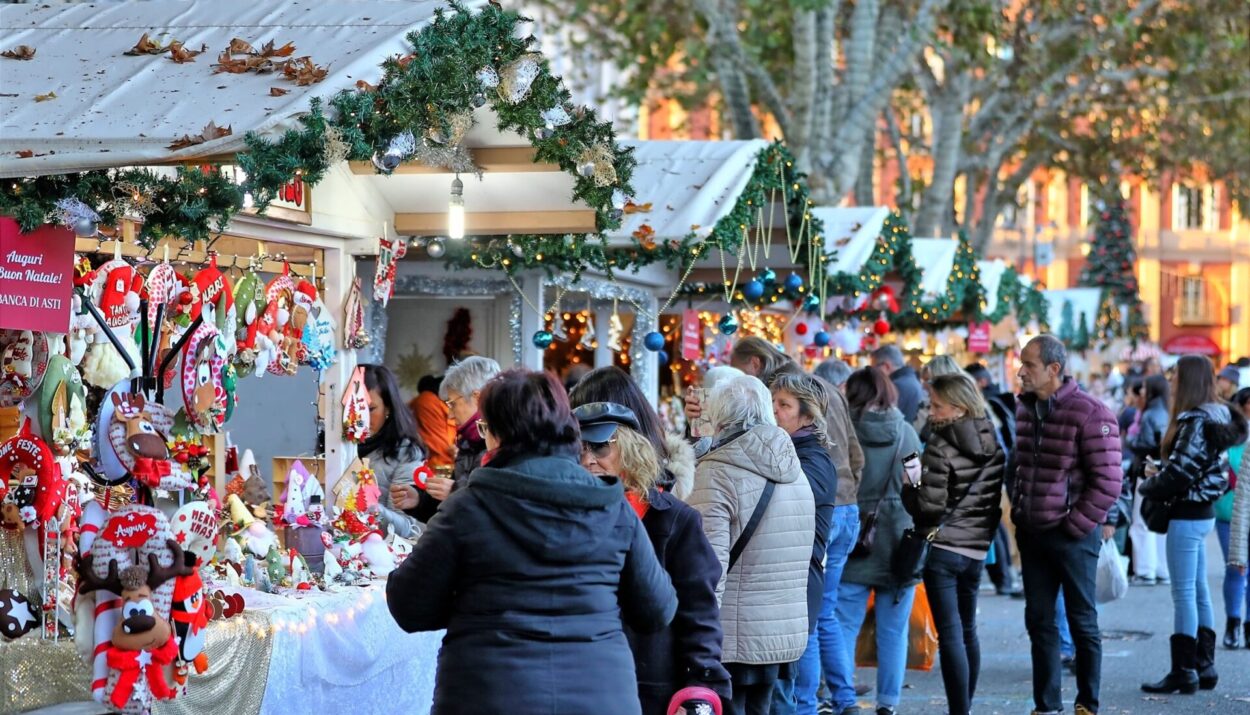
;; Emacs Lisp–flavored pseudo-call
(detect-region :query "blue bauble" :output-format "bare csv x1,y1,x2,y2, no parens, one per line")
718,314,739,335
657,350,670,366
643,331,665,352
742,279,765,301
759,268,777,285
532,330,554,349
803,293,821,312
814,330,831,347
784,272,804,292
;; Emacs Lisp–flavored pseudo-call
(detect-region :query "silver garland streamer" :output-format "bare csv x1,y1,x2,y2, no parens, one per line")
411,145,482,177
544,275,657,394
391,275,524,366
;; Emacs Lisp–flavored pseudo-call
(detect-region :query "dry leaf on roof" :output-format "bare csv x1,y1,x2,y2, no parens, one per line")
355,79,377,93
213,50,250,74
1,45,36,60
835,237,852,247
34,91,57,102
227,38,255,55
632,224,656,243
283,57,328,86
167,41,203,64
123,33,166,56
396,54,416,69
168,121,233,151
269,87,290,97
16,149,36,158
258,40,297,58
623,201,653,214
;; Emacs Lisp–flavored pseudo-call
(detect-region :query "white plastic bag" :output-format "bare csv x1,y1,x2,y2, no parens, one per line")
1095,537,1129,604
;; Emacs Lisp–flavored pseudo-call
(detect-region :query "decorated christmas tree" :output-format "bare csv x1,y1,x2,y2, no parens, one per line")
1078,190,1149,342
1058,299,1076,345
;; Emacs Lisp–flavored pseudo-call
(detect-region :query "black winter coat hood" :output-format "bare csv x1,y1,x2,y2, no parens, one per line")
903,415,1007,552
1141,402,1249,516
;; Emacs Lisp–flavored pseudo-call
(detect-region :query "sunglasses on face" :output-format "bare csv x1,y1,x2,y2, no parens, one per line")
581,439,616,458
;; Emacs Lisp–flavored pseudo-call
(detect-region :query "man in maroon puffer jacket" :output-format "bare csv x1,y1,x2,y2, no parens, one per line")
1013,335,1123,715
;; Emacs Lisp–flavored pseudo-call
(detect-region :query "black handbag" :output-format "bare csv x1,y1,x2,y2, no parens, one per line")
851,438,904,559
1140,494,1173,534
892,470,980,584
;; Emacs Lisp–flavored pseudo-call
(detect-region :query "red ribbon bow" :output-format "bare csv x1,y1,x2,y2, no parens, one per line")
107,635,179,708
132,457,173,487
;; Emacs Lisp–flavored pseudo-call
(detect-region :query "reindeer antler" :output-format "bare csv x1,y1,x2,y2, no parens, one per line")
146,539,194,590
112,394,143,421
77,552,125,595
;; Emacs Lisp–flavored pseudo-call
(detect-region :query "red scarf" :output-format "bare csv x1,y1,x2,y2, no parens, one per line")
107,635,179,708
626,491,649,519
131,457,172,487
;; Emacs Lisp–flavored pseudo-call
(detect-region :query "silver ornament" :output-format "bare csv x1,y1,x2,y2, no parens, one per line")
471,92,487,108
426,127,447,145
425,238,446,258
535,124,556,141
73,217,98,237
509,241,526,258
577,160,596,178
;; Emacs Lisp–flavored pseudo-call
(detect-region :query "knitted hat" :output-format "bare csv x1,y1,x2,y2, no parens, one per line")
143,262,179,329
90,259,142,329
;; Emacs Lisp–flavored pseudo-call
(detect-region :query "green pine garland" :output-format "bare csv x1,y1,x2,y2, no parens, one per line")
441,141,819,279
1,3,632,246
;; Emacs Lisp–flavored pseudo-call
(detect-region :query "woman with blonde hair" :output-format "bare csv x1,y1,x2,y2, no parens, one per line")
901,373,1006,715
574,402,730,714
769,372,839,714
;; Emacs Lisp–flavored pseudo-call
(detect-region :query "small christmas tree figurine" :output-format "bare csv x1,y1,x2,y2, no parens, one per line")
1079,189,1148,342
1075,311,1091,351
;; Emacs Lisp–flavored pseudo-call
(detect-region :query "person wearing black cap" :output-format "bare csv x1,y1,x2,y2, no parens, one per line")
1218,365,1243,401
574,401,731,715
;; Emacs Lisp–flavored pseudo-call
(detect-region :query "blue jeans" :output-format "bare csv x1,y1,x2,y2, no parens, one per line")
1018,526,1102,713
835,583,916,710
1215,519,1250,620
809,504,860,713
1167,518,1216,635
1056,591,1074,659
923,548,984,715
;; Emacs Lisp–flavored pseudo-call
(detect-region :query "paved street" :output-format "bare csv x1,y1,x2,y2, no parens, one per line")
850,533,1250,714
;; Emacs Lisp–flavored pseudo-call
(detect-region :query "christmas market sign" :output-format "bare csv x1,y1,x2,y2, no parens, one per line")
0,217,73,333
967,321,991,353
681,310,702,360
1162,334,1221,357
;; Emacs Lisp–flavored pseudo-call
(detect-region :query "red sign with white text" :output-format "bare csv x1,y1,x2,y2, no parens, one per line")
967,321,992,353
681,310,702,361
0,217,74,333
1162,334,1221,356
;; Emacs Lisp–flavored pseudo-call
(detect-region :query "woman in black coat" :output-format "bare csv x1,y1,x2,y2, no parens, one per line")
901,374,1005,715
387,370,677,715
572,399,730,714
769,371,839,713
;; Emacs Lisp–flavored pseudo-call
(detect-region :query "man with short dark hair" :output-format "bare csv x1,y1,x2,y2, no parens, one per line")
1013,335,1123,715
870,344,923,424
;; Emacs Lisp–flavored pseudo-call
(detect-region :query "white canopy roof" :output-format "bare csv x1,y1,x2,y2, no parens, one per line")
1043,287,1103,331
976,259,1034,315
810,206,891,275
607,140,771,244
910,238,959,297
0,0,482,177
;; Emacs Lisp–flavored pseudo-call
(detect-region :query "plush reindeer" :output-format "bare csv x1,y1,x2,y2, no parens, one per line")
79,539,192,711
110,393,170,489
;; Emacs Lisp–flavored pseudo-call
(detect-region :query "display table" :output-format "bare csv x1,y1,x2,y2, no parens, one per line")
155,581,442,715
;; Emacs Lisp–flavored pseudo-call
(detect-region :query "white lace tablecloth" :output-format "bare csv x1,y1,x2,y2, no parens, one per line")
190,582,442,715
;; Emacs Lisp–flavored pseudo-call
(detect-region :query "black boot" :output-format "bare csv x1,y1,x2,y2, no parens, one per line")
1141,634,1199,694
1196,626,1218,690
1224,618,1242,649
1244,622,1250,649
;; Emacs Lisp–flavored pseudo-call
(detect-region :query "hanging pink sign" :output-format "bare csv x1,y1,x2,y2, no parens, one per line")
681,310,702,361
0,217,74,333
967,321,992,353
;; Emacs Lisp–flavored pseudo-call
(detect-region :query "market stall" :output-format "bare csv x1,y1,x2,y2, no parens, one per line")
1,1,639,713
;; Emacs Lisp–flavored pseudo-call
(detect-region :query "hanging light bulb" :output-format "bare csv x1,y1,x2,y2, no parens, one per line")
448,174,465,239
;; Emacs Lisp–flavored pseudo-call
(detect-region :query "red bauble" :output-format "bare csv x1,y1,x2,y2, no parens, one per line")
1101,212,1111,220
873,318,890,336
795,323,809,336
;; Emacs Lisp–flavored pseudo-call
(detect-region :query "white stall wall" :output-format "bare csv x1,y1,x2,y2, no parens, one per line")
226,370,321,490
382,296,502,402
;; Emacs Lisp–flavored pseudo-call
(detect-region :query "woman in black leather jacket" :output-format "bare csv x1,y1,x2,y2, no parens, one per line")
1140,356,1249,696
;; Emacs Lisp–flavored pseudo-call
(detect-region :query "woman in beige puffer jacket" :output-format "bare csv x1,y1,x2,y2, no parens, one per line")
688,373,815,715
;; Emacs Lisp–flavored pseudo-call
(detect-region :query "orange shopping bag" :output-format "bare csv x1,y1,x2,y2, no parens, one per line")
853,584,938,671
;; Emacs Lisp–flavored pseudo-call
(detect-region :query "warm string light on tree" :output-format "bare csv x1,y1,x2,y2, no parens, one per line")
1078,193,1148,343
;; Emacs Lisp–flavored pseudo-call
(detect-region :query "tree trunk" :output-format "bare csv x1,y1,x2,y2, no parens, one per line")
914,72,969,237
790,7,819,173
694,0,760,138
854,125,877,206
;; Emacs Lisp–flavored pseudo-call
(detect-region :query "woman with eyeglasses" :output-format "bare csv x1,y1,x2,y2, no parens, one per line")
354,365,428,540
391,356,500,522
572,401,730,715
387,369,677,715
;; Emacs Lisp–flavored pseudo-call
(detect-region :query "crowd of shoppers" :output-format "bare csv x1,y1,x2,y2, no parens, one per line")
380,336,1248,715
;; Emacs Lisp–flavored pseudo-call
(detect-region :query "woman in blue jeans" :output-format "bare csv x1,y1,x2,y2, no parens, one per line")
900,374,1006,715
834,368,922,715
1140,355,1249,694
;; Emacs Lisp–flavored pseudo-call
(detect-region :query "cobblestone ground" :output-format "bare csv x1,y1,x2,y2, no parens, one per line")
849,532,1250,714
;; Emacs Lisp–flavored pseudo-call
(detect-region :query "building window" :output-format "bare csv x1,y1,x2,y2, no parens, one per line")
1174,184,1216,231
1078,184,1091,228
1174,273,1226,326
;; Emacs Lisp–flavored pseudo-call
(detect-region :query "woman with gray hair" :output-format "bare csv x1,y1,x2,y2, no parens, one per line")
392,355,501,521
688,374,815,715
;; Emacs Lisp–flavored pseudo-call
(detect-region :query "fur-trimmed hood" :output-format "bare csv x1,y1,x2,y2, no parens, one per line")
663,432,696,501
1184,401,1249,452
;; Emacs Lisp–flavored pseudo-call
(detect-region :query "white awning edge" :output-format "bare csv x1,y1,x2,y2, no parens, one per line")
910,237,959,297
810,206,891,276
